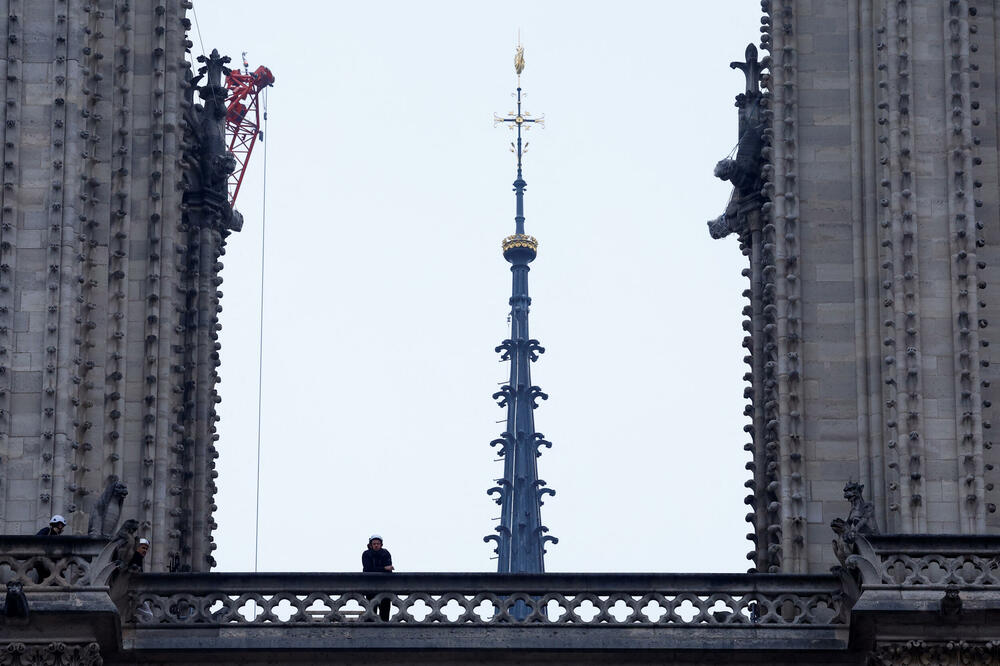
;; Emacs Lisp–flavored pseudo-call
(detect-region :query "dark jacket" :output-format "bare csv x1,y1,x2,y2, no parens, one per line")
362,548,393,573
129,552,145,571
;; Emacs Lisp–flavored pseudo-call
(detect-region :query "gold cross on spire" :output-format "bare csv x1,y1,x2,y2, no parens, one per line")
494,41,543,237
494,42,544,167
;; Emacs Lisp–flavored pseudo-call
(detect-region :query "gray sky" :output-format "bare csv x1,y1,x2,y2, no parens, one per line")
195,1,763,573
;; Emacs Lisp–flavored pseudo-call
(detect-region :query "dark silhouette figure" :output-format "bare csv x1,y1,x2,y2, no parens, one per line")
3,581,29,621
362,535,394,621
940,584,963,619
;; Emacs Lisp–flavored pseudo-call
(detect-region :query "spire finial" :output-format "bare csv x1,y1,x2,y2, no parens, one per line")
494,42,544,243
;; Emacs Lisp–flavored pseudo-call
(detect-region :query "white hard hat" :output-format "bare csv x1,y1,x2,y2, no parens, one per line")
138,538,150,545
50,515,66,525
369,534,382,541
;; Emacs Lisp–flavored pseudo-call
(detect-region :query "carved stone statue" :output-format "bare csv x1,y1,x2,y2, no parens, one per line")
714,103,766,196
88,476,128,538
708,44,768,241
181,49,242,233
3,580,29,621
112,519,140,568
708,113,766,239
831,481,878,566
940,584,963,618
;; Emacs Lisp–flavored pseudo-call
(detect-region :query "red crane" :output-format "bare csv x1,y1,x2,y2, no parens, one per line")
224,54,275,206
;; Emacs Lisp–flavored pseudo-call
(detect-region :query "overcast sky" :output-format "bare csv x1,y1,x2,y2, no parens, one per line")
194,1,763,574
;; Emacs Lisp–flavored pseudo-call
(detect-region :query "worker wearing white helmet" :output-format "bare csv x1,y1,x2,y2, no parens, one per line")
362,534,394,621
130,538,150,572
363,535,394,572
36,515,67,536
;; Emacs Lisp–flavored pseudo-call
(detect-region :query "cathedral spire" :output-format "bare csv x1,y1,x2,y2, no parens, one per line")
484,43,557,573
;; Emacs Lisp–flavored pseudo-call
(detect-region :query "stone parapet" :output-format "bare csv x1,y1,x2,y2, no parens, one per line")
0,535,107,587
1,530,998,663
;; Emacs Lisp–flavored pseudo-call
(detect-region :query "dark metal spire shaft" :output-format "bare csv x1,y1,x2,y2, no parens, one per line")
485,47,556,574
512,86,529,235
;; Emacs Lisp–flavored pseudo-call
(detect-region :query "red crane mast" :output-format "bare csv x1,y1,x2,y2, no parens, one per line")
224,55,274,206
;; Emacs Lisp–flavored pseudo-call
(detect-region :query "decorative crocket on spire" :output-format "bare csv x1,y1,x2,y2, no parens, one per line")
483,42,557,573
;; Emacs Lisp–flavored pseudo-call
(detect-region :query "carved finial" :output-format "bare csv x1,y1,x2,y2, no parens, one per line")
707,44,768,240
515,43,525,76
730,43,763,96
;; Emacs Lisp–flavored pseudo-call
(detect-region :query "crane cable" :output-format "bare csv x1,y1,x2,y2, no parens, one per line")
190,4,207,60
253,87,269,573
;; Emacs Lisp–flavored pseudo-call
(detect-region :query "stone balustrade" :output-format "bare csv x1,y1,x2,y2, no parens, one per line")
0,535,997,663
0,536,109,588
852,535,1000,588
125,571,846,627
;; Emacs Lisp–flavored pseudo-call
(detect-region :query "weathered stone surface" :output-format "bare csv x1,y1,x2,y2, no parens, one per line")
0,535,997,664
722,0,1000,574
0,1,231,573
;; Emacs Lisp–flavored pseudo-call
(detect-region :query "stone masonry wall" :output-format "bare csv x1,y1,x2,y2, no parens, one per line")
755,0,1000,573
0,0,225,572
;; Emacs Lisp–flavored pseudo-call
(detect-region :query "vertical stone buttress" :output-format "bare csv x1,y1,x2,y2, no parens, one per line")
729,43,784,573
752,0,809,573
0,0,22,526
742,195,776,574
943,0,988,533
0,1,229,572
174,47,236,572
967,0,999,531
746,0,998,572
871,0,926,532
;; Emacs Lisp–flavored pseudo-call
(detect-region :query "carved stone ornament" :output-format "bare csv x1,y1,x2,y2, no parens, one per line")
831,480,879,567
0,642,103,666
181,49,242,233
868,640,1000,666
828,481,880,622
86,476,128,538
707,43,770,241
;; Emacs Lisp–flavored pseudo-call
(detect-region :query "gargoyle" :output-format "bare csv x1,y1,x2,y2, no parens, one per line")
831,481,878,566
88,476,128,538
3,581,29,622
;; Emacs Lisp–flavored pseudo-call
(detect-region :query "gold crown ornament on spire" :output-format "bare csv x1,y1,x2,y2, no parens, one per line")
494,40,544,258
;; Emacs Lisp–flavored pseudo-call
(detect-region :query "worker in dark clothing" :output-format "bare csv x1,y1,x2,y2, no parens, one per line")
31,515,67,583
130,538,150,572
362,534,394,621
362,535,394,573
36,515,66,536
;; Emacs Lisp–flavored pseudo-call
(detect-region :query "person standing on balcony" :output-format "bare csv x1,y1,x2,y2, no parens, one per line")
130,538,150,572
36,515,66,536
362,534,394,621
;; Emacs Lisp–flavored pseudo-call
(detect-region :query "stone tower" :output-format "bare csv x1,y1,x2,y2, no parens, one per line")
713,0,1000,574
0,0,237,572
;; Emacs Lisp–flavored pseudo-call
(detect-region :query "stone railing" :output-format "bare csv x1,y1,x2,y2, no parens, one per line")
125,571,846,627
851,535,1000,589
0,536,123,658
2,535,998,661
0,535,110,587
